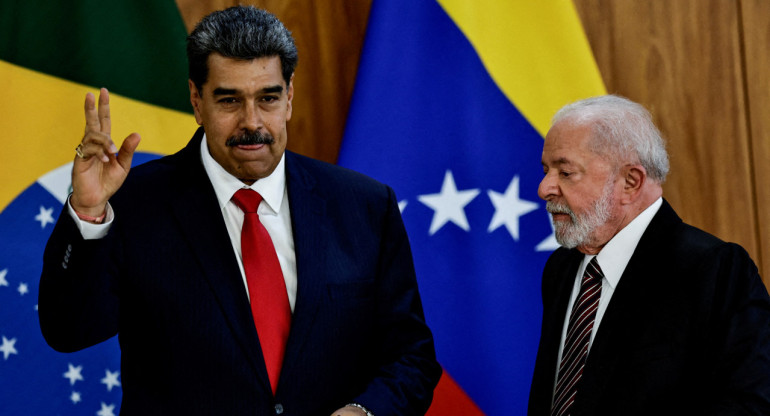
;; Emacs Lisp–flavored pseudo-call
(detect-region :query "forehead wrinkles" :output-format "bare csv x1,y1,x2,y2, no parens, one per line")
542,138,583,166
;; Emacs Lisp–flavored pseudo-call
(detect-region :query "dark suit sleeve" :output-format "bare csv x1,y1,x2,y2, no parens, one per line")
351,186,442,416
704,243,770,415
38,206,120,352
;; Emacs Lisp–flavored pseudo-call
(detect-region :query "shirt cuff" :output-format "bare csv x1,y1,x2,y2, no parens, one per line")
67,195,114,240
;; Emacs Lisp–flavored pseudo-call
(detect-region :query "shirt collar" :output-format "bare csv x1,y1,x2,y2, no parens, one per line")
199,133,287,214
585,197,663,289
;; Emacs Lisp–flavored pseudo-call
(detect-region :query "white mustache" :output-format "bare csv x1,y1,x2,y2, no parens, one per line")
546,201,574,217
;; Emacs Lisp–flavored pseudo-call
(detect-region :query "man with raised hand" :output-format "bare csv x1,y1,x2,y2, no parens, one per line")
40,6,440,416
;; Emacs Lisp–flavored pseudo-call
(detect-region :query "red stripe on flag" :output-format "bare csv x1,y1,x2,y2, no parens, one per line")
427,371,485,415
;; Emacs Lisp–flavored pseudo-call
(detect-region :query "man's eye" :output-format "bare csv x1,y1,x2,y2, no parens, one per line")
218,97,238,104
262,96,279,103
560,171,571,178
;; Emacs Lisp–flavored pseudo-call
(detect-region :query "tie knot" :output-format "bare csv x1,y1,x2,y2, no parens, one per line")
584,257,604,284
232,189,263,213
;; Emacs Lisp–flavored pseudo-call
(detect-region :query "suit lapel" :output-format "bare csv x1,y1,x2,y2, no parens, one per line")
549,253,583,355
531,248,583,414
165,131,272,393
280,152,329,373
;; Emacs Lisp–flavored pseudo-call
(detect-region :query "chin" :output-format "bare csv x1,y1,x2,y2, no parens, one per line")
235,161,274,179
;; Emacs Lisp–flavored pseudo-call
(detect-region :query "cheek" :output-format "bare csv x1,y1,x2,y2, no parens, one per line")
207,115,240,137
561,190,588,213
265,117,288,140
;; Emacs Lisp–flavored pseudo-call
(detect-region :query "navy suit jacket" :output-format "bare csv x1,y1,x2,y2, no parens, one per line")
528,200,770,416
40,129,441,415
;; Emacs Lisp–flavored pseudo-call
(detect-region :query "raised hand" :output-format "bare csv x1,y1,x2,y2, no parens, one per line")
71,88,141,218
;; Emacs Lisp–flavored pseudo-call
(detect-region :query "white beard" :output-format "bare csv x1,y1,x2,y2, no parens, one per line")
546,181,615,249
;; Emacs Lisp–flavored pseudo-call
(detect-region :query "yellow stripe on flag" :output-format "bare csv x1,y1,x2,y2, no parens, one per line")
0,59,194,211
436,0,606,137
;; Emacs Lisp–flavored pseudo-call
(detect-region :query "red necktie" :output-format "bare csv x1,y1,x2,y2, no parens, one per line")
551,257,603,416
232,189,291,394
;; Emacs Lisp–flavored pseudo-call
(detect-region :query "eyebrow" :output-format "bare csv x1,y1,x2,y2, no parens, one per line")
262,85,284,94
212,85,284,96
543,157,573,167
212,87,237,96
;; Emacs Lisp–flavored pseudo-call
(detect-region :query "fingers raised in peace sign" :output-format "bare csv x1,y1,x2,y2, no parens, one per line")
71,88,141,218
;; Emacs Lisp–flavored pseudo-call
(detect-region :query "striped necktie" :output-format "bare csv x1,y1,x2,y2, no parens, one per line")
551,257,604,416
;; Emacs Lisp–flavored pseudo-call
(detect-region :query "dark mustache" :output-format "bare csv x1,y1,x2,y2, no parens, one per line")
226,131,275,147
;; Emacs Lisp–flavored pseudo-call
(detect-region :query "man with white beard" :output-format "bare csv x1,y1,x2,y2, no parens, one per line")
527,95,770,416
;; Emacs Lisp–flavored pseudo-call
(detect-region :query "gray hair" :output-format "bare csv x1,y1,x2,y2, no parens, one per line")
187,6,298,91
552,95,670,183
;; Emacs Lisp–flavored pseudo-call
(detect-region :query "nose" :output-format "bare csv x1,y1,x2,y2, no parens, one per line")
240,101,262,132
538,171,559,201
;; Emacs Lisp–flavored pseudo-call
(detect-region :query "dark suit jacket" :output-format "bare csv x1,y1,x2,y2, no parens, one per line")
528,199,770,416
39,129,441,416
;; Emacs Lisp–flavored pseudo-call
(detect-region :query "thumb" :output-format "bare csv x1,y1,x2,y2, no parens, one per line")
116,133,141,171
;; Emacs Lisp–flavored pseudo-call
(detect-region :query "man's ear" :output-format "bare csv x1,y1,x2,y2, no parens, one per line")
189,79,203,126
285,73,295,122
621,164,646,204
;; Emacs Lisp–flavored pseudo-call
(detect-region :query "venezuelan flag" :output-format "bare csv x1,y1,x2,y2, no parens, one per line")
0,1,191,414
339,1,605,414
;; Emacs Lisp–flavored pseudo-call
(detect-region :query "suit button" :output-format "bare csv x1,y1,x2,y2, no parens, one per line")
274,403,284,414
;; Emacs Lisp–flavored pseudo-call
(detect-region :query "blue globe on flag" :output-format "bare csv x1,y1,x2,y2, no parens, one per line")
0,152,160,416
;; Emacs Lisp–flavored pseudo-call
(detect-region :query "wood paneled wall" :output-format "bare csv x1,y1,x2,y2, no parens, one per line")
175,1,770,285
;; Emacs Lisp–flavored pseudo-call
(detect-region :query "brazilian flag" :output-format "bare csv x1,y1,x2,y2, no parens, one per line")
0,1,195,414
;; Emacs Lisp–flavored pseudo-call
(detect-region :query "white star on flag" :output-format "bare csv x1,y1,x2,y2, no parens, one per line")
17,282,28,296
0,269,7,287
35,206,55,228
101,369,122,392
398,200,407,213
70,391,82,404
487,175,539,241
97,402,116,416
0,336,18,360
63,363,84,385
418,170,480,235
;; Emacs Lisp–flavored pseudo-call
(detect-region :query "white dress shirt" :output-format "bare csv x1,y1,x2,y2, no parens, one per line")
199,135,297,312
68,135,298,312
555,197,663,367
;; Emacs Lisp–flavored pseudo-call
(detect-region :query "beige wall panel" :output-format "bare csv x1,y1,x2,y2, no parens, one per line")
175,0,371,164
742,0,770,280
573,0,763,279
